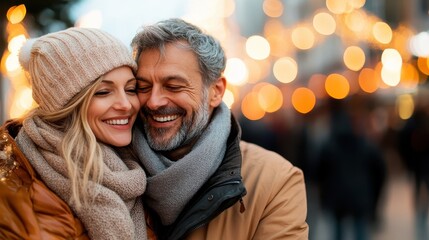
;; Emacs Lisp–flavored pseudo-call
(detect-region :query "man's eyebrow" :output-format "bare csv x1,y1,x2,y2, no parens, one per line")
136,75,189,84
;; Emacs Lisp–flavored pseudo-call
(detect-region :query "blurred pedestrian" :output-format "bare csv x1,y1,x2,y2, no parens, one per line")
317,101,386,240
398,88,429,240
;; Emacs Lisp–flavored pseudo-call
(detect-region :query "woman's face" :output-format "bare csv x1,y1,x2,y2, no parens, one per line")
87,66,139,147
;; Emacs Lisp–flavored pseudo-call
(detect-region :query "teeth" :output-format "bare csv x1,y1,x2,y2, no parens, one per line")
105,119,129,125
153,115,179,122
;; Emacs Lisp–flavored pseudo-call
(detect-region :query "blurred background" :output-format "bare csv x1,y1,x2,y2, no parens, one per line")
1,0,429,239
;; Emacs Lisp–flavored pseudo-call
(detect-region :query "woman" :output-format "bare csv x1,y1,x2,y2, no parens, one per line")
0,27,147,239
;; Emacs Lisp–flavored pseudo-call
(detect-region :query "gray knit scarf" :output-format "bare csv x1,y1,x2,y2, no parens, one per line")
15,116,147,240
132,102,231,225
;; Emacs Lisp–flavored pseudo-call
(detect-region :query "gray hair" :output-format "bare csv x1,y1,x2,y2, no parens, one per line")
131,18,226,86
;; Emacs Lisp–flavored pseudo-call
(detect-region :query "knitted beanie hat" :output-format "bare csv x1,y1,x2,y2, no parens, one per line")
19,27,137,112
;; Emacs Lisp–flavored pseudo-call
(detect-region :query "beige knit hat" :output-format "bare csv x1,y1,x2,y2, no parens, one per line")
19,27,137,112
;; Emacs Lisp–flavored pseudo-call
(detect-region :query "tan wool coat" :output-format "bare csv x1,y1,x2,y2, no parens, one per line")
186,141,309,240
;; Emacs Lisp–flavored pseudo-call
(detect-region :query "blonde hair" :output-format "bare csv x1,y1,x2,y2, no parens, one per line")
29,76,105,210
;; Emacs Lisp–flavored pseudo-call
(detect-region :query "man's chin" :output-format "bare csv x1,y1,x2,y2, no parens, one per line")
146,135,174,151
149,143,175,152
145,124,186,150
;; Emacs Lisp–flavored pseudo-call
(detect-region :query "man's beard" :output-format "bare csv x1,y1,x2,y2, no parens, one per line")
142,92,210,151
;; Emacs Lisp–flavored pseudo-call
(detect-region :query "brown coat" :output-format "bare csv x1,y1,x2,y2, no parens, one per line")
186,141,309,240
0,125,89,239
139,140,309,240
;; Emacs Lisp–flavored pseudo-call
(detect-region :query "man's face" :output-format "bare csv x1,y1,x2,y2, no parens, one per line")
135,43,212,151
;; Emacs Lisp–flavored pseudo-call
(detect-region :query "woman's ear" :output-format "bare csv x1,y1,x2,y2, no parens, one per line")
209,77,226,108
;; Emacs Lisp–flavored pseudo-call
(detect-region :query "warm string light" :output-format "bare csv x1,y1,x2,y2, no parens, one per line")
222,0,425,119
1,4,37,120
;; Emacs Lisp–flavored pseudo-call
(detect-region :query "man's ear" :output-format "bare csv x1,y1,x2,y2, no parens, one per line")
209,77,226,108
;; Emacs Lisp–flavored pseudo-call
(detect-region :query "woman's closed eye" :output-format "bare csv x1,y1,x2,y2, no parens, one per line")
94,90,110,96
126,87,137,95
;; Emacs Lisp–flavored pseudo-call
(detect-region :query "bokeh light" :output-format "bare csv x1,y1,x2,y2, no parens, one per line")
325,73,350,99
273,57,298,83
343,46,365,71
345,10,367,33
7,4,26,24
224,58,248,86
372,21,393,44
291,26,315,50
241,91,265,120
409,31,429,57
349,0,366,9
381,48,402,70
417,57,429,75
263,0,283,18
291,87,316,114
326,0,348,14
246,35,271,60
381,48,402,86
313,12,336,36
223,89,235,108
397,94,414,120
358,68,380,93
257,83,283,113
9,87,34,118
381,67,401,87
400,63,419,89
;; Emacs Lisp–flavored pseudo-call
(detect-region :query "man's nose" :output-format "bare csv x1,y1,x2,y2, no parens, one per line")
145,87,168,109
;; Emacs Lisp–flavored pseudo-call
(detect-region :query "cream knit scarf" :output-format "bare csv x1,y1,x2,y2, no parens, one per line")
15,116,147,240
132,102,231,226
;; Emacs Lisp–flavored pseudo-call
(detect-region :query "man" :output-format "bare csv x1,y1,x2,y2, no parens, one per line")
131,18,308,240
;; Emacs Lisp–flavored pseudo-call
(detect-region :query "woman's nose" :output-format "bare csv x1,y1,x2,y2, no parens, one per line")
113,92,133,110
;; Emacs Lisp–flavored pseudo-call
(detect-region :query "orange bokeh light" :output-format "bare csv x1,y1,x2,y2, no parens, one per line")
241,92,265,120
358,68,380,93
291,87,316,114
325,73,350,99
